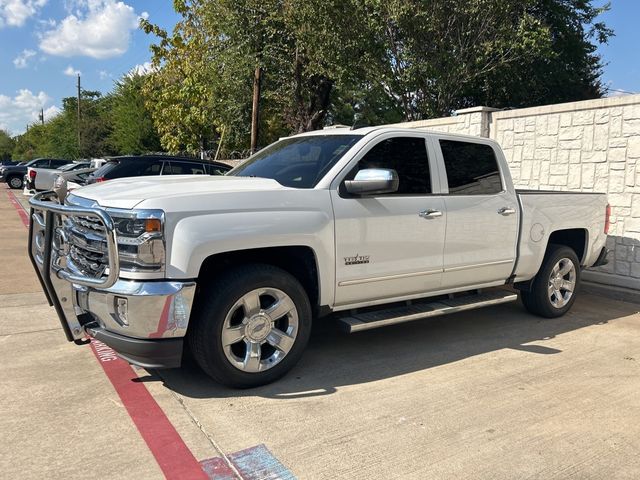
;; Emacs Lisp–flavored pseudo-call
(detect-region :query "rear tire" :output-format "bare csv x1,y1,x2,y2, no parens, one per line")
8,175,23,189
188,264,312,388
521,244,580,318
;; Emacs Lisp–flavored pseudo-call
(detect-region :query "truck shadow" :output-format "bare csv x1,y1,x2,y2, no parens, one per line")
144,293,638,399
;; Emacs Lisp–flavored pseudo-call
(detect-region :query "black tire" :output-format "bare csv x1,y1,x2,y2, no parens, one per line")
188,264,312,388
521,244,581,318
7,175,23,189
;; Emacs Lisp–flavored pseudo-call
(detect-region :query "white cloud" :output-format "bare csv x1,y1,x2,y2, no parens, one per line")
63,65,81,76
13,48,36,68
0,0,47,28
129,61,153,76
0,88,59,135
39,1,147,59
98,69,110,80
43,104,61,120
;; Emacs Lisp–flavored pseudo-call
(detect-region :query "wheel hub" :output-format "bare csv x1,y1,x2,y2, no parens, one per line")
221,287,300,373
547,257,576,309
245,313,272,342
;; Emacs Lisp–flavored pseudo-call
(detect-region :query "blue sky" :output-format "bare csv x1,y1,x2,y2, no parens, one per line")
0,0,179,134
0,1,638,135
595,0,640,96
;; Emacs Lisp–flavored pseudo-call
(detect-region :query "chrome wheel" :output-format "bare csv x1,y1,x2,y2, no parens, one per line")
548,258,576,308
9,177,22,189
221,287,298,373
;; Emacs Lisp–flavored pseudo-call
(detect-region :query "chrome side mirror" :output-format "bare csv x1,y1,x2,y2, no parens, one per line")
344,168,399,195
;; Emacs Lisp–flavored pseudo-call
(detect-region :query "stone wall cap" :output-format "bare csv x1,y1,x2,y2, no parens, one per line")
492,93,640,119
454,106,500,114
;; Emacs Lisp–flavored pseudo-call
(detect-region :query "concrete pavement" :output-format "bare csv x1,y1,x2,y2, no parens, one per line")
2,185,640,479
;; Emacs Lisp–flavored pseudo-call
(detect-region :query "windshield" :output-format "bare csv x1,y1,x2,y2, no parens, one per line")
230,134,361,188
59,163,78,171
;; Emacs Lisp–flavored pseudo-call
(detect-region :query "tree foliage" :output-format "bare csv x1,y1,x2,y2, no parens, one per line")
10,74,163,160
109,74,162,154
142,0,611,154
0,130,15,160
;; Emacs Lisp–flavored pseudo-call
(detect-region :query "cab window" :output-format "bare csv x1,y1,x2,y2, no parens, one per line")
439,140,502,195
350,137,431,195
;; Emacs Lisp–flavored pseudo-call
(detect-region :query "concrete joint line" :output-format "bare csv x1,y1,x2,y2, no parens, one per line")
156,370,244,479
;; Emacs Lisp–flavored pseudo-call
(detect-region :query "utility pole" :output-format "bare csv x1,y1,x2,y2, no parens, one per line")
250,65,262,154
77,74,81,154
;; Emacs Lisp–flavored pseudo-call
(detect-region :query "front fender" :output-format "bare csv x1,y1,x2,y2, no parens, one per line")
165,209,335,306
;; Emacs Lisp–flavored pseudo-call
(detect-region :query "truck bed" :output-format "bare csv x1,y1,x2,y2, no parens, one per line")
514,190,608,282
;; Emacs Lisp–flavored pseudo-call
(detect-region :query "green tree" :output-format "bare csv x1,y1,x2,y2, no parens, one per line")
142,0,376,152
12,124,49,160
0,130,15,160
466,0,612,108
142,0,611,152
141,2,224,155
108,74,162,154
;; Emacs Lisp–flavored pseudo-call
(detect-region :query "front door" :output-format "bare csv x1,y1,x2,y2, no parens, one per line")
332,134,446,307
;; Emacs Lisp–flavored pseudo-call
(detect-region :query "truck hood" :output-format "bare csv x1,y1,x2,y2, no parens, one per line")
71,175,287,209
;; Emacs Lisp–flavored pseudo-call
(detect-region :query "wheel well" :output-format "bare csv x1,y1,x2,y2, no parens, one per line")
547,229,587,264
198,246,320,310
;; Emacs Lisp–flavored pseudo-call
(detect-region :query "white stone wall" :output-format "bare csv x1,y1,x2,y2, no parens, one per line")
395,95,640,291
389,107,489,137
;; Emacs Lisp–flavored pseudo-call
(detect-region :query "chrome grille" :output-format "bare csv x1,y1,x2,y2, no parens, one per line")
30,191,120,289
65,214,109,277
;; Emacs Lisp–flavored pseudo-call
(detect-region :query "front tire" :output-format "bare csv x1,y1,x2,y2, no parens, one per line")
8,175,23,189
188,264,312,388
521,245,580,318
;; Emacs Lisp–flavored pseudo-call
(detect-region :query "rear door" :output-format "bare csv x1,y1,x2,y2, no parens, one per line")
331,133,446,307
434,136,519,288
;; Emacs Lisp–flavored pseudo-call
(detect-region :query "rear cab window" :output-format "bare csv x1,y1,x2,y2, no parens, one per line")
439,140,502,195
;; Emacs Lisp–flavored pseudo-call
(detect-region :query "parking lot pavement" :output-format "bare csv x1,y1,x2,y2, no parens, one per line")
3,186,640,479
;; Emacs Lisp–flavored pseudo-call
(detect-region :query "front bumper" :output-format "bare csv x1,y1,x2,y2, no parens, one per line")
87,325,185,369
27,191,196,369
41,275,196,368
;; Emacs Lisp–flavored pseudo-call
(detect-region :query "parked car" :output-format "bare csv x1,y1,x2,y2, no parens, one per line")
1,158,68,189
26,161,90,192
85,155,231,184
1,160,20,166
29,128,609,388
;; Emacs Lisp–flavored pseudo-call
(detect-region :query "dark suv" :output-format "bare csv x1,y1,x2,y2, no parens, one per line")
0,158,69,189
86,156,231,184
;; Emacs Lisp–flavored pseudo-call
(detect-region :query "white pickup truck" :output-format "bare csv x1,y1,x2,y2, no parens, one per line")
29,127,610,387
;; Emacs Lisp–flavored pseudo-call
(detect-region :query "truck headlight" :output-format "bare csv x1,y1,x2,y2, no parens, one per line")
110,210,165,273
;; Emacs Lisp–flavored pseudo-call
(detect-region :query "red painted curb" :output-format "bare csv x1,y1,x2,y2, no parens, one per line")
7,189,208,479
91,340,207,479
7,191,30,227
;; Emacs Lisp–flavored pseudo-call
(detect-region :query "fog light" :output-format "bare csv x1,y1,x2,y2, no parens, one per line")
114,296,129,326
172,292,189,329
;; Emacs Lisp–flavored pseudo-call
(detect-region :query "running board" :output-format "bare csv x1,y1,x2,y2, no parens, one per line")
337,290,518,333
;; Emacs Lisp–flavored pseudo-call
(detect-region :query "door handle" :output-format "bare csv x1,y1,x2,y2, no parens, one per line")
498,207,516,216
419,209,443,219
